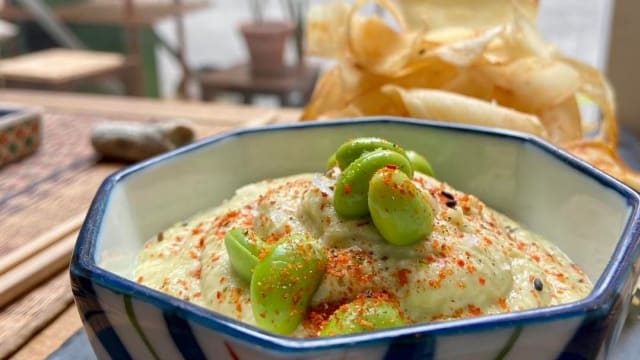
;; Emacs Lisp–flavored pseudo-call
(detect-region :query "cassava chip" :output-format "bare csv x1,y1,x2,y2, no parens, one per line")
563,140,640,191
441,68,494,100
348,16,414,76
301,0,640,189
301,68,348,121
478,58,581,111
390,0,533,31
538,96,583,143
559,55,618,146
424,26,504,67
383,85,548,138
306,2,351,58
391,57,458,89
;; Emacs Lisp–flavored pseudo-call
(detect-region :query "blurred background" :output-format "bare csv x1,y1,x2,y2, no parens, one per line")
0,0,636,133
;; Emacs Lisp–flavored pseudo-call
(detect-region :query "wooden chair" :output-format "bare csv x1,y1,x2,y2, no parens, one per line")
0,0,143,95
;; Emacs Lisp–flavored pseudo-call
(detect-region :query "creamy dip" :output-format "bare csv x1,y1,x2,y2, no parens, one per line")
134,170,591,337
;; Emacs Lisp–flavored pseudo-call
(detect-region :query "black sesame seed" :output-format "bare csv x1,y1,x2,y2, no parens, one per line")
534,278,544,291
446,199,457,208
441,191,455,200
381,255,389,261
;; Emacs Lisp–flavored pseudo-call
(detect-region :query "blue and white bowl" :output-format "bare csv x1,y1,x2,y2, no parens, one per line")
71,118,640,359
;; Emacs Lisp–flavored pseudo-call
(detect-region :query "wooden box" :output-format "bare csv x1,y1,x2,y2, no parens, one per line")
0,106,41,168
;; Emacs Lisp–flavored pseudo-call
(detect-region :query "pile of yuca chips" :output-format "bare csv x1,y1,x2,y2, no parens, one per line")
301,0,640,191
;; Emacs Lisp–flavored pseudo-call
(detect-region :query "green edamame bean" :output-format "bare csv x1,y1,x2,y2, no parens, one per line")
368,167,434,246
327,152,338,169
224,228,262,282
251,233,326,335
334,149,413,219
406,150,435,177
319,297,407,336
335,137,408,170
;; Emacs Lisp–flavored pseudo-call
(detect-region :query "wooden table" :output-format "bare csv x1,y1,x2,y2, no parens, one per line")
0,89,300,359
199,64,320,107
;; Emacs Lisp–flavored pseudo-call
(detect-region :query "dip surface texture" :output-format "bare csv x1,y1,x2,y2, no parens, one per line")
134,170,592,337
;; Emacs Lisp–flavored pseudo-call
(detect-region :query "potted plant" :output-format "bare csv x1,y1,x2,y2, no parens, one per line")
240,0,294,77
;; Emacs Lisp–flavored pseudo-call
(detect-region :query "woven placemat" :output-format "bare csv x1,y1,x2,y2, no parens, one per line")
0,113,99,200
0,111,114,257
0,112,231,256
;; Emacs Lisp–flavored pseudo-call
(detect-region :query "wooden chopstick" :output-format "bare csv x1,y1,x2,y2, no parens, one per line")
0,230,79,308
0,213,85,276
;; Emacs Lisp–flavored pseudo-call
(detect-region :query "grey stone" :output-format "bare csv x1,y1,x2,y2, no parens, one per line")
91,119,195,162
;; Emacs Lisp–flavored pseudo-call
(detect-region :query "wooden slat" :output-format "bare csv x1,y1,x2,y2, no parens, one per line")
0,231,78,308
0,89,303,125
0,49,126,84
0,214,84,275
0,271,74,359
0,0,209,26
11,302,81,360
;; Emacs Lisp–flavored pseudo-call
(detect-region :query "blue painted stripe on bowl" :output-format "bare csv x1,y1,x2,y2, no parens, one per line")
124,295,160,360
78,311,111,359
557,353,589,360
494,327,522,360
560,275,632,358
163,311,207,360
71,117,640,354
383,333,435,360
70,274,132,359
560,307,609,357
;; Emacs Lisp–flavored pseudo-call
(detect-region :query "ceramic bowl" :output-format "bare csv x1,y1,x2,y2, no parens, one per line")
71,118,640,359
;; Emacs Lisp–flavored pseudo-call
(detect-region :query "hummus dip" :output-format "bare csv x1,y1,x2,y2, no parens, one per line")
134,170,591,337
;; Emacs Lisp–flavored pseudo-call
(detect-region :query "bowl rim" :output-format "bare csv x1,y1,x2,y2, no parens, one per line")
71,117,640,352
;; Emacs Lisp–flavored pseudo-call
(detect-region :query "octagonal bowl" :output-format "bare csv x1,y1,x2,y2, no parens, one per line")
71,117,640,359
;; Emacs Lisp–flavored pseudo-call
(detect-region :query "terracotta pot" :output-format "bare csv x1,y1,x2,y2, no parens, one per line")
240,21,294,77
